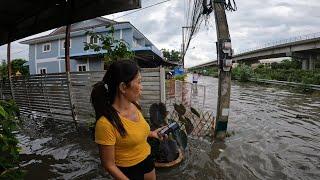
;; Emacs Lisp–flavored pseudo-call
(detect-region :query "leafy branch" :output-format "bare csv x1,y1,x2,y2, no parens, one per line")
84,26,134,67
0,100,24,179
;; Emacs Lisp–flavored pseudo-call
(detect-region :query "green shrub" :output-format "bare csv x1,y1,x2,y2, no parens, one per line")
174,74,187,81
0,100,24,179
252,65,320,85
232,64,253,82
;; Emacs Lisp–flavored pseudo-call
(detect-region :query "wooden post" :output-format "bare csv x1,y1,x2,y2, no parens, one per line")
65,24,71,73
160,66,166,103
65,24,77,125
182,27,185,69
7,42,15,99
213,3,232,140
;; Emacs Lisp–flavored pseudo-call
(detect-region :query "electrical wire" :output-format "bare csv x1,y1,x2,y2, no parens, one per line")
225,0,237,12
113,0,172,20
182,0,237,58
183,0,204,57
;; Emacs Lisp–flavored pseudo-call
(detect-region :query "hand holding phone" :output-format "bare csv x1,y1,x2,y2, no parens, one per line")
158,122,179,136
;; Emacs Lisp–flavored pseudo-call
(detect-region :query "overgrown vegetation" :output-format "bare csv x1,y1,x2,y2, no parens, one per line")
201,67,218,77
0,100,24,179
161,49,181,62
0,59,29,78
231,64,253,82
84,26,134,67
232,59,320,85
188,67,218,77
174,74,187,81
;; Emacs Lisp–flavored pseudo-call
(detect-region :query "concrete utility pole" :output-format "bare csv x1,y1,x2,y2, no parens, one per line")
181,26,192,69
213,2,233,140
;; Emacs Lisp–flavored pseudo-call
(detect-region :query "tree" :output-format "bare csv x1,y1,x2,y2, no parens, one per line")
0,59,29,78
161,49,181,62
84,26,134,67
270,58,301,70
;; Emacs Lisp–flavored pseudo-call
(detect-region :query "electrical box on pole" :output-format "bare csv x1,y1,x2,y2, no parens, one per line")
213,1,234,140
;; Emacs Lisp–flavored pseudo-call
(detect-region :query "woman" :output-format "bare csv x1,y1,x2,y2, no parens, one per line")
91,60,163,180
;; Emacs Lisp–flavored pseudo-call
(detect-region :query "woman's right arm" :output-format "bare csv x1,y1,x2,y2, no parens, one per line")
98,145,129,180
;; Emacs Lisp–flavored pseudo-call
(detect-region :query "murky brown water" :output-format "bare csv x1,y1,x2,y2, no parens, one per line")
17,75,320,179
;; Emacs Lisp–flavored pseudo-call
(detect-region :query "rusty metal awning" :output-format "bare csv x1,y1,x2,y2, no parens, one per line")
0,0,141,46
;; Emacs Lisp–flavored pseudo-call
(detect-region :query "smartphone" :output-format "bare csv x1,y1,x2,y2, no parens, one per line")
159,122,179,135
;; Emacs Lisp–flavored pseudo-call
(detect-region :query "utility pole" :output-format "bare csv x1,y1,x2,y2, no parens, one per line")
7,42,14,99
182,27,185,69
65,24,71,73
181,26,192,69
213,2,233,140
65,24,77,126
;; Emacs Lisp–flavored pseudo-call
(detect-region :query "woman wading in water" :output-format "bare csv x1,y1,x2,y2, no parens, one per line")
91,60,164,180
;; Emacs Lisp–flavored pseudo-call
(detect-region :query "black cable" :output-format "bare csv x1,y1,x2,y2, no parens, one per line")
225,0,237,11
212,0,237,11
114,0,172,20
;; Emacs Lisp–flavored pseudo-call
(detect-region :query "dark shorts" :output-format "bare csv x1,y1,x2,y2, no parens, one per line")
193,81,198,84
117,155,155,180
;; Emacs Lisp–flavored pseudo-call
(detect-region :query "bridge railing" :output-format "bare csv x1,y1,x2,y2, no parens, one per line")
237,32,320,55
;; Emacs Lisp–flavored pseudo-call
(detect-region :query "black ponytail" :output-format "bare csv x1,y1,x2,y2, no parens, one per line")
91,60,140,137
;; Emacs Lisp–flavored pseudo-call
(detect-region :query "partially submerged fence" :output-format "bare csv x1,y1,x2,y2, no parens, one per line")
165,80,215,139
0,68,165,123
1,70,216,139
165,80,207,110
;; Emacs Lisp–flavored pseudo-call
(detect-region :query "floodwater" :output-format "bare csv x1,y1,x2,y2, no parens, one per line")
17,75,320,179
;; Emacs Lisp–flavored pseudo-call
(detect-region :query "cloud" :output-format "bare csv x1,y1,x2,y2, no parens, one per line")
0,30,53,61
1,0,319,68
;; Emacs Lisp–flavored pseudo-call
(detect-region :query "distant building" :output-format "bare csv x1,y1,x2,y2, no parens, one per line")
259,57,290,66
20,17,164,74
249,57,291,69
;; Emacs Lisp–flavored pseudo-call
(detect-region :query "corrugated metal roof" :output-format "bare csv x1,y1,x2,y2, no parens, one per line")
0,0,141,45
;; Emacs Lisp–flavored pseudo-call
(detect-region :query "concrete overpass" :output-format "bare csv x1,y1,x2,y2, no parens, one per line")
190,32,320,70
234,33,320,70
189,60,218,69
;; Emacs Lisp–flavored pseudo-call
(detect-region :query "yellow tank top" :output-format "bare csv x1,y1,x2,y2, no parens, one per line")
95,110,151,167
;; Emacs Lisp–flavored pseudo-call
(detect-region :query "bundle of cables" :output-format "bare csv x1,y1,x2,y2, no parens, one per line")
182,0,237,58
204,0,237,13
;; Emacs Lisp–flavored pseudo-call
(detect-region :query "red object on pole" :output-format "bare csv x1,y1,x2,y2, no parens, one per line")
65,24,71,73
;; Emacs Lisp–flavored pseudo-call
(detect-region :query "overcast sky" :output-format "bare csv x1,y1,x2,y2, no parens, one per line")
1,0,319,67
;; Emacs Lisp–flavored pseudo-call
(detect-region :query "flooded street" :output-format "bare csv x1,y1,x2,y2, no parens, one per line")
17,75,320,179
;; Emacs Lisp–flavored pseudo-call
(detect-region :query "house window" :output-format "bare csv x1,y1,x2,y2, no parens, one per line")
133,38,140,48
62,40,72,49
78,64,87,72
42,43,51,52
39,68,47,74
88,36,99,44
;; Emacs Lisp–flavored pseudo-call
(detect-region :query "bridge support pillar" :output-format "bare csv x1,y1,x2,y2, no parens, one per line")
302,59,309,70
308,55,315,70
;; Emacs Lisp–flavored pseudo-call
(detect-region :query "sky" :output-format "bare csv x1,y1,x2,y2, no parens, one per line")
0,0,319,68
